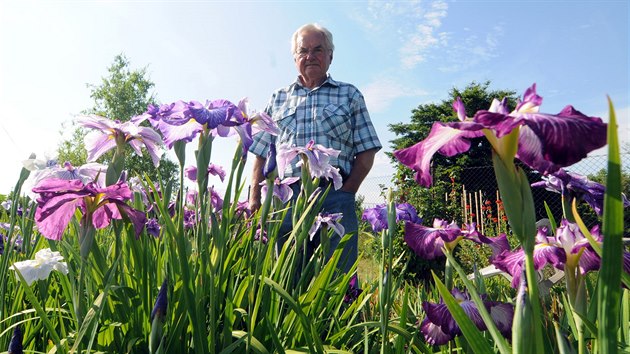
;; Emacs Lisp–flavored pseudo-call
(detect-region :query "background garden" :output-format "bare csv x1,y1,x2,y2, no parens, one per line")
0,55,628,353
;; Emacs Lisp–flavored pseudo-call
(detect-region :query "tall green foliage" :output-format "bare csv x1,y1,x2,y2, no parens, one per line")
57,54,178,186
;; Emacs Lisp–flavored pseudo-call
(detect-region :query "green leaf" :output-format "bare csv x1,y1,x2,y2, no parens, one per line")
598,97,624,354
432,273,494,354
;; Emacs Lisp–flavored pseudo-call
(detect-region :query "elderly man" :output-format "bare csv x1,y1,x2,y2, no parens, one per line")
249,23,381,273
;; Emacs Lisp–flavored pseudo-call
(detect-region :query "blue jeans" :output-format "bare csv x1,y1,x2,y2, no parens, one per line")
277,184,358,274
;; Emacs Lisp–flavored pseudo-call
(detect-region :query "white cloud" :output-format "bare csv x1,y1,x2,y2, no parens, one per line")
362,77,428,113
350,0,449,69
437,24,505,73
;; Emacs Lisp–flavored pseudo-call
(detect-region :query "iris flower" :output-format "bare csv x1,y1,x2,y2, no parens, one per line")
261,176,300,204
277,140,343,189
405,219,508,260
344,275,363,304
184,164,226,182
308,212,345,241
492,220,629,288
394,84,607,187
420,287,514,345
79,115,163,166
133,99,236,149
361,203,422,233
215,98,281,155
531,169,630,215
9,248,69,286
32,178,146,241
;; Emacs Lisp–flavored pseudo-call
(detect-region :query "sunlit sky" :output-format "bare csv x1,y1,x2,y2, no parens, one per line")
1,0,628,198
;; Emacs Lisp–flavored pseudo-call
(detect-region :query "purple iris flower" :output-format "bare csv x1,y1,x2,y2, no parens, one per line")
254,228,268,244
261,176,300,204
235,201,251,219
183,208,197,230
214,98,280,156
405,219,508,260
1,223,24,253
184,164,226,183
344,275,363,304
145,218,161,238
32,178,147,241
308,212,345,241
79,115,164,166
136,99,237,149
404,219,461,259
277,140,343,189
394,84,607,187
23,162,108,201
362,203,423,233
531,169,630,215
210,187,224,211
420,287,514,345
492,220,622,288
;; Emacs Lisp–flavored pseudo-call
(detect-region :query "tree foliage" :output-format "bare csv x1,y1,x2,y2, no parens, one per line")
57,54,178,187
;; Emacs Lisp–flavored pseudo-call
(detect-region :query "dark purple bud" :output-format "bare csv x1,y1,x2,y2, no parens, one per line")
8,325,23,354
151,279,168,322
263,143,277,178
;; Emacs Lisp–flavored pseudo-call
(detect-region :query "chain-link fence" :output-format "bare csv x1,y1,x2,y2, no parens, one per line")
359,154,630,226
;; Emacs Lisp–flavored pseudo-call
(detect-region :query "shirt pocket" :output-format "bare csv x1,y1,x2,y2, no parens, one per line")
321,104,352,143
274,106,297,144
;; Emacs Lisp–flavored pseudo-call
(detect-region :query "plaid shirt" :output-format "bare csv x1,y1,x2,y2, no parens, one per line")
249,75,382,178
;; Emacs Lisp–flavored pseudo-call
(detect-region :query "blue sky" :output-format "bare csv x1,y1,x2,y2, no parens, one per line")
1,0,628,198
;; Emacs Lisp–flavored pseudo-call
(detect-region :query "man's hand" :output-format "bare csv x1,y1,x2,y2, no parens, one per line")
340,149,377,194
249,155,266,212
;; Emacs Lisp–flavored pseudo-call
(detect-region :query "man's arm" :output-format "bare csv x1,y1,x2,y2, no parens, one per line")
249,155,266,211
340,148,377,194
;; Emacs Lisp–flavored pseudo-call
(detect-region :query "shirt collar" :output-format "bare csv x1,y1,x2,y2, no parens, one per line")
292,74,339,90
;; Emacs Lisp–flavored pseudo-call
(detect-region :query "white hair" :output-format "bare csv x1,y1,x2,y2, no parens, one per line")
291,23,334,54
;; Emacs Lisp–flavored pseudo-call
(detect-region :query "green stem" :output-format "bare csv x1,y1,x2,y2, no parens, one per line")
523,250,545,353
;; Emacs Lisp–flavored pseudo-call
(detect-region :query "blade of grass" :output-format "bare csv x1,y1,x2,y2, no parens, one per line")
597,98,624,354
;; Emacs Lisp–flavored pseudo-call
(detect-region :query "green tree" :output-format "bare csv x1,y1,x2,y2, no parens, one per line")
58,54,178,187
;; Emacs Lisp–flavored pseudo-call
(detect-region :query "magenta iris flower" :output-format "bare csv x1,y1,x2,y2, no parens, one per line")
79,115,164,166
394,84,607,187
420,287,514,345
361,203,422,233
405,219,508,260
32,178,146,241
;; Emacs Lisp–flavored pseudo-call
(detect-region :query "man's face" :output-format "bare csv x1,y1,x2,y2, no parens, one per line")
294,30,332,85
